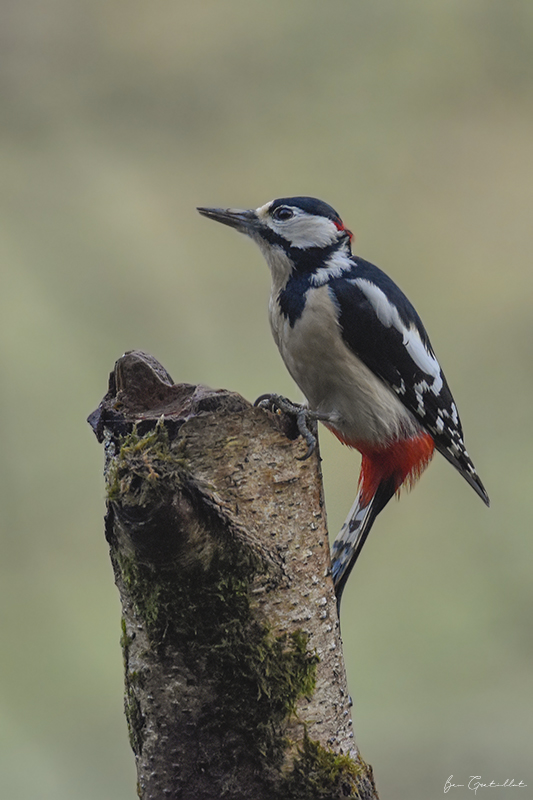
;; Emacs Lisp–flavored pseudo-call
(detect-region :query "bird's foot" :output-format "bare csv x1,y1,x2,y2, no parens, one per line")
254,393,321,460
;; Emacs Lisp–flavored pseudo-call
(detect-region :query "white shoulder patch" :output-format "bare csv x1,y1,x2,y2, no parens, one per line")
353,278,443,394
352,278,399,328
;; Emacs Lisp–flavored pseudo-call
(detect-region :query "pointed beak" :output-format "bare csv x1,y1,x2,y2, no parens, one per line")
197,206,258,235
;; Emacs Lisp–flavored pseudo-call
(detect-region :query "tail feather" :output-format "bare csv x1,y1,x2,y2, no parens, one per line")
331,477,396,604
434,440,490,507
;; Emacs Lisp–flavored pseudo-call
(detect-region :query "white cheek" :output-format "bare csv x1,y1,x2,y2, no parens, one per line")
281,216,339,249
255,204,340,249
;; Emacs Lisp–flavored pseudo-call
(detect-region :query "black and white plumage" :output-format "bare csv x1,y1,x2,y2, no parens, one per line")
198,197,489,602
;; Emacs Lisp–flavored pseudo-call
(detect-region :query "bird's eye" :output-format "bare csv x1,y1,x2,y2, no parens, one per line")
272,206,294,222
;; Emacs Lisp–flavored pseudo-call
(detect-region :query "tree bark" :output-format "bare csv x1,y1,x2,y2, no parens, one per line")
88,350,379,800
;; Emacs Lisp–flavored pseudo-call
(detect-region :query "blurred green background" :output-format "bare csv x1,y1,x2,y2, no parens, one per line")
2,2,532,798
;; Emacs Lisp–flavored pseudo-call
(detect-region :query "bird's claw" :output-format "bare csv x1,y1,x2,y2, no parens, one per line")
254,393,318,459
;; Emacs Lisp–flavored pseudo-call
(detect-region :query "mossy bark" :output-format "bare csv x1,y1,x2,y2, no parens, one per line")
89,350,379,800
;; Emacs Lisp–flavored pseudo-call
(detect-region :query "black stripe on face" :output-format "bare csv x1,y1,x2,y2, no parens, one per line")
252,223,290,249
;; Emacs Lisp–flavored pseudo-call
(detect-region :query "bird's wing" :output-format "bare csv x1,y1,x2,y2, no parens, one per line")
330,258,489,504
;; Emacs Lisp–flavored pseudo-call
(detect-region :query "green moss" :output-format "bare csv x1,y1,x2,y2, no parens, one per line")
120,615,147,755
124,683,145,756
106,420,178,504
209,619,319,765
120,616,133,652
117,552,167,631
128,670,144,687
282,730,368,799
115,544,319,766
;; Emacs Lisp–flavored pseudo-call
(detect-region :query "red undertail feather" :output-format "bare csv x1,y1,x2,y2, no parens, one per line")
328,426,435,506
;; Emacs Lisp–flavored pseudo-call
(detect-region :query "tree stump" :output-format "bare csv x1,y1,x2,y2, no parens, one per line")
88,350,379,800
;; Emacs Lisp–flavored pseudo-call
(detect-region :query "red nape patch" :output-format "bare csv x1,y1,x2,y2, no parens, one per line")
333,220,354,241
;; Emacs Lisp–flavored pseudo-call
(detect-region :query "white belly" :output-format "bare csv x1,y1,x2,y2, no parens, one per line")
269,285,421,446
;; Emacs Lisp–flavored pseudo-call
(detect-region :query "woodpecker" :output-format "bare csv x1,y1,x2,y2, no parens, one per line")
198,197,489,601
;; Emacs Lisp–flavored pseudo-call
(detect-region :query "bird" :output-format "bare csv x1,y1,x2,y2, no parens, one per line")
197,197,489,603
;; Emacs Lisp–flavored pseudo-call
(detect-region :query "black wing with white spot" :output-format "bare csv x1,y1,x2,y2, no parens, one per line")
330,257,489,505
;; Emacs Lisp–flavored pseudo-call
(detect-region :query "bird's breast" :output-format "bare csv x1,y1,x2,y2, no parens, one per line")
269,285,421,446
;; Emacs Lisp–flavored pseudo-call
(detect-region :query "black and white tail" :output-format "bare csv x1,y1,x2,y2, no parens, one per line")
331,478,396,604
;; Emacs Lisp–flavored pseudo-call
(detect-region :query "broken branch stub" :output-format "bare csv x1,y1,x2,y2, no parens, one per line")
88,350,378,800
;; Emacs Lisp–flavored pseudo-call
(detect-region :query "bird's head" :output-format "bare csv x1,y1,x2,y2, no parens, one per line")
198,196,353,285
